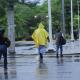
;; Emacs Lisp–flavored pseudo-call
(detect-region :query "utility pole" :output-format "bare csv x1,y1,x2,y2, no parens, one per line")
61,0,65,36
47,0,55,51
77,1,80,40
71,0,74,40
7,0,15,53
48,0,52,42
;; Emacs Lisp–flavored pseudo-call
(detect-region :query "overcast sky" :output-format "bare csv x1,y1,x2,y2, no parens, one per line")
19,0,45,5
27,0,44,4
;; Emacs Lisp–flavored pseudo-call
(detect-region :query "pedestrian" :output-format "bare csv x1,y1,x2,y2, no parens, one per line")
32,22,49,62
0,28,11,69
55,29,63,58
74,30,78,40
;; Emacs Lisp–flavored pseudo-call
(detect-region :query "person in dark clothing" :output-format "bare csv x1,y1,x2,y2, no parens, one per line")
56,29,63,58
74,30,78,40
0,28,11,69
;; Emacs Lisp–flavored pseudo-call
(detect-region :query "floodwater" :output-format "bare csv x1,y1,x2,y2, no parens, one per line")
15,40,80,55
0,40,80,80
0,56,80,80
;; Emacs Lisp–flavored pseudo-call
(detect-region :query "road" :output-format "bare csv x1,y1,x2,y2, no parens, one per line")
0,55,80,80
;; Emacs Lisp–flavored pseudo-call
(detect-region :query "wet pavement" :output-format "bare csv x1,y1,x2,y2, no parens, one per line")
15,40,80,55
0,56,80,80
0,40,80,80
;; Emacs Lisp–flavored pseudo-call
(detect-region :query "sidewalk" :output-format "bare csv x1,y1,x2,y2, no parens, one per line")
15,40,80,55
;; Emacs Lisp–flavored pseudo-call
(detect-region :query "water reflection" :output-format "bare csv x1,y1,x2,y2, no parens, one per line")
56,58,72,80
36,61,48,80
4,68,8,80
57,58,64,65
0,68,8,80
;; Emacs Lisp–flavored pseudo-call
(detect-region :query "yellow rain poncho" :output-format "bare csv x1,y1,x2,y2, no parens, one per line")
32,23,49,47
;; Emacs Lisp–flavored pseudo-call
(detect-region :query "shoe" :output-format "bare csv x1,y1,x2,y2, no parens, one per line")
56,54,59,58
60,54,63,57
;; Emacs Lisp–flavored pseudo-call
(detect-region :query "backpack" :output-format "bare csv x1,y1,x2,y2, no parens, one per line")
60,36,66,45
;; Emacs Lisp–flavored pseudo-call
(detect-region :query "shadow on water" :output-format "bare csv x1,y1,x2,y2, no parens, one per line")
36,61,48,80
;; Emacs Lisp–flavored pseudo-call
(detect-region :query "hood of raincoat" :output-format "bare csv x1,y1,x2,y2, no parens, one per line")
38,23,45,29
32,23,48,47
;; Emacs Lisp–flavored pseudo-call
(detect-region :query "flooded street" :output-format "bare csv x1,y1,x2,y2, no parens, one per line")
0,40,80,80
15,40,80,55
0,56,80,80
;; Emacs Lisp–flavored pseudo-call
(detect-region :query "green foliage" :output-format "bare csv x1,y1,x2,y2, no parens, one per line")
0,0,7,22
14,3,38,39
14,2,49,39
0,0,79,40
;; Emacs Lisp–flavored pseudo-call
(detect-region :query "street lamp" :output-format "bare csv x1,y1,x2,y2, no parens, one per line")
71,0,74,40
34,15,37,18
77,1,80,40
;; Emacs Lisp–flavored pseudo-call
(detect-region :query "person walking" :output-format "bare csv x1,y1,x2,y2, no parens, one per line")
0,28,11,69
56,29,63,58
32,22,49,61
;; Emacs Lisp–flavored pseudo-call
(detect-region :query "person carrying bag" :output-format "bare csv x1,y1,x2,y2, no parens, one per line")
56,29,66,58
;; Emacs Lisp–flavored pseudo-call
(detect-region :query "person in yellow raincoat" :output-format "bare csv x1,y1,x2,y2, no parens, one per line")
32,22,49,61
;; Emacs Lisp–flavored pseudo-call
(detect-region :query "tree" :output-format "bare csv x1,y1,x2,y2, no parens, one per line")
0,0,79,40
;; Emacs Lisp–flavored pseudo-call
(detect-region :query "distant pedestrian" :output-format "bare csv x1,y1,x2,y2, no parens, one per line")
55,29,64,58
32,22,49,62
0,28,11,69
74,30,78,40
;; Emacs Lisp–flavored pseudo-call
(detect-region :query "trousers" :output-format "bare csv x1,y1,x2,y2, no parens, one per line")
38,45,46,59
0,45,7,68
56,44,63,55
